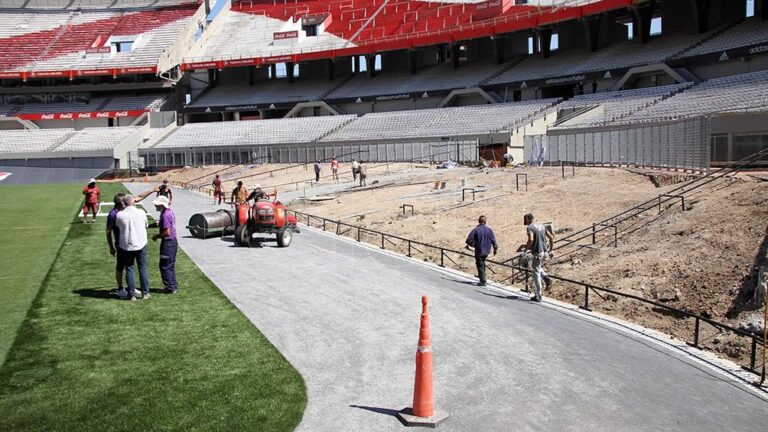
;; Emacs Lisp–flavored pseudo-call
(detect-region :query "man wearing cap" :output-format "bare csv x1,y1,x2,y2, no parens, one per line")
246,184,274,203
523,213,554,302
156,179,173,204
81,178,101,223
152,195,178,294
465,215,498,287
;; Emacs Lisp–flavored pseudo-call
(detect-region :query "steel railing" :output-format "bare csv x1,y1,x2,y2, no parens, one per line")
552,147,768,258
288,208,767,376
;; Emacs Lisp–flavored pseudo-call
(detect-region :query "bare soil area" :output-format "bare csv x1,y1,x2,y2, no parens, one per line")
159,163,768,367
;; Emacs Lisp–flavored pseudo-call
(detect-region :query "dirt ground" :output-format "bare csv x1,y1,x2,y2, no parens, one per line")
158,163,768,368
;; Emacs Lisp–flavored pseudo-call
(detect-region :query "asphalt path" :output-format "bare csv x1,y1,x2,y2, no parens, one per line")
126,183,768,432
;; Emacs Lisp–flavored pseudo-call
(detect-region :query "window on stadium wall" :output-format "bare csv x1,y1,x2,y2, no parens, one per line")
733,133,768,161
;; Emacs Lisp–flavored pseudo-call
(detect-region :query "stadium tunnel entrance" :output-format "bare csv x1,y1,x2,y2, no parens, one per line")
540,83,578,100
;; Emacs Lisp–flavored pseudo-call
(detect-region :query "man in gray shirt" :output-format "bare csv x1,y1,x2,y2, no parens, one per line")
524,213,554,302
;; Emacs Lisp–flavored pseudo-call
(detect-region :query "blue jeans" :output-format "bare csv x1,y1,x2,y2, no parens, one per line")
160,238,178,291
124,246,150,297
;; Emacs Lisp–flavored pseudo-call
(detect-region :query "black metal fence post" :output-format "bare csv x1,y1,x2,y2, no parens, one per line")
440,249,445,267
357,227,361,242
581,286,591,311
690,317,700,348
381,234,385,249
407,241,412,257
592,224,596,244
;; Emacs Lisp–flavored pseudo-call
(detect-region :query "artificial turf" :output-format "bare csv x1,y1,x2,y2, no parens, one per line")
0,183,83,367
0,183,306,431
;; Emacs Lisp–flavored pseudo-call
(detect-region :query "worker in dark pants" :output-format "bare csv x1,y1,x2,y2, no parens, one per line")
314,161,321,182
466,215,498,287
152,195,178,294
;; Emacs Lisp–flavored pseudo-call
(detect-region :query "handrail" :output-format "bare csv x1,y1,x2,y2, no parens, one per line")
288,208,767,374
554,147,768,252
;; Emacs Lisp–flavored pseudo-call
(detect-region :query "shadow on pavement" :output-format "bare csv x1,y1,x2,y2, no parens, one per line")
476,290,527,301
349,405,407,425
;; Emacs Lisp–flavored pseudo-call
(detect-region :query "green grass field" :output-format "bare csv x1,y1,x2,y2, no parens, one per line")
0,183,82,367
0,183,306,431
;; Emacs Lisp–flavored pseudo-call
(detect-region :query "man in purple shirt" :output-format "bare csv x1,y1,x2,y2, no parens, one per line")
466,215,498,286
106,193,126,296
152,195,178,294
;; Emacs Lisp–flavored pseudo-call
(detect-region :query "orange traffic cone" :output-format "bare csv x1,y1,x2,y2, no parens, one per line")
398,296,449,427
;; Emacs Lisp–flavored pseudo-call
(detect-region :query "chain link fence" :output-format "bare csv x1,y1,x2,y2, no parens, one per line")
525,117,712,172
142,139,479,167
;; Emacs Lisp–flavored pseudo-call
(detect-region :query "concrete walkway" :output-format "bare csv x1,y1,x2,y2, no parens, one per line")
126,184,768,432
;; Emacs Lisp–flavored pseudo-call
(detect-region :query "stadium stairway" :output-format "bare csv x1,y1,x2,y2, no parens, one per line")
312,116,359,142
45,131,77,152
669,19,746,60
316,73,356,101
477,56,527,87
552,105,600,128
615,83,694,121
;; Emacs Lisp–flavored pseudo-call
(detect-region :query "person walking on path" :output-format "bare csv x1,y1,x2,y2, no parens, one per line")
352,159,359,181
466,215,498,286
358,161,368,187
330,157,339,180
81,178,101,223
156,179,173,204
212,174,223,205
106,193,126,296
116,194,151,301
314,161,322,182
152,195,178,294
523,213,554,302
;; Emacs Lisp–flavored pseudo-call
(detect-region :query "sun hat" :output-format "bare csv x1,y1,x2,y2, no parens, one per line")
153,195,171,208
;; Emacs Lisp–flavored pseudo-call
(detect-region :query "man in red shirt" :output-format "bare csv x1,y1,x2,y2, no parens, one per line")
82,178,101,223
212,174,223,205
